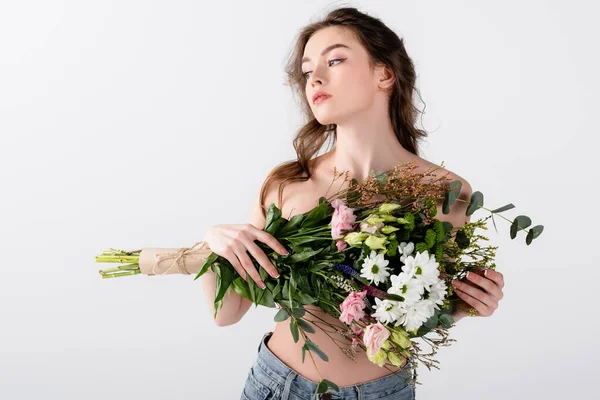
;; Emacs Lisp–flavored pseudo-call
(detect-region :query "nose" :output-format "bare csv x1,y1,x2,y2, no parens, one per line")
308,63,326,87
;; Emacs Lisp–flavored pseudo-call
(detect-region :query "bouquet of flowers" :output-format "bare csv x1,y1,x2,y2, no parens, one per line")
96,160,543,399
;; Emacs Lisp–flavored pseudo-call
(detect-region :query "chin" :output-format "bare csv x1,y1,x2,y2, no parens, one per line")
313,109,345,126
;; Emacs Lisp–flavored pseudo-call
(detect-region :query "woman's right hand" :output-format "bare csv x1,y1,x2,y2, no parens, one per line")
202,224,289,289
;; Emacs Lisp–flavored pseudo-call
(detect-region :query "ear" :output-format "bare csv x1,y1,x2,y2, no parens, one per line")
377,65,395,91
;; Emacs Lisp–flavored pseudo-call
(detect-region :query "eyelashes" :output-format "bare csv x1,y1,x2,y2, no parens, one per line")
302,59,345,80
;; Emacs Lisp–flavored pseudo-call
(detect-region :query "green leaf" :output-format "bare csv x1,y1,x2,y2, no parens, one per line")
443,180,462,214
531,225,544,238
514,215,532,229
491,213,499,234
274,307,290,322
455,229,470,249
466,191,484,216
265,218,284,236
288,248,324,263
526,229,534,245
301,198,328,228
288,273,294,309
423,312,438,330
442,196,450,214
302,343,308,363
306,340,329,361
297,318,316,333
510,220,518,239
439,313,454,328
322,379,340,392
193,252,219,280
525,224,544,245
272,280,282,298
291,307,306,318
490,203,515,213
231,277,251,300
290,319,299,342
264,203,282,232
371,170,388,186
294,292,317,304
317,380,328,394
511,215,532,239
214,262,236,306
279,213,305,234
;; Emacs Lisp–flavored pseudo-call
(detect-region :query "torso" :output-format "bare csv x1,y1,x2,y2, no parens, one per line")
265,151,460,386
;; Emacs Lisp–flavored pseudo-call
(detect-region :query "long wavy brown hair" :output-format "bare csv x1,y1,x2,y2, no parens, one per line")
259,6,429,219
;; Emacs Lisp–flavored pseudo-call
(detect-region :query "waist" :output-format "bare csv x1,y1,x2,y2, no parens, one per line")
264,313,411,387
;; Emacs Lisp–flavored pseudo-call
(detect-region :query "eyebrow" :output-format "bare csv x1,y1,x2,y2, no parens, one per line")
301,43,350,64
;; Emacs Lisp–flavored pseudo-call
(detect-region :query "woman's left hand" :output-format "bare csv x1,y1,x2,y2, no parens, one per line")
450,268,505,322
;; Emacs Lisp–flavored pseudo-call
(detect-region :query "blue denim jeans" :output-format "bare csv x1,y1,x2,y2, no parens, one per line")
240,331,416,400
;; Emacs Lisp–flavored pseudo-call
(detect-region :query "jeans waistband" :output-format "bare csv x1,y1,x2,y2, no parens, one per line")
254,331,414,398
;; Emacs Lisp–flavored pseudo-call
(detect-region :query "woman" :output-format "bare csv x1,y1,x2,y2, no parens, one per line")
201,7,505,400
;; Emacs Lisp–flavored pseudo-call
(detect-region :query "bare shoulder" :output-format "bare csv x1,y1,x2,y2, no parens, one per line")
415,158,474,226
416,158,473,198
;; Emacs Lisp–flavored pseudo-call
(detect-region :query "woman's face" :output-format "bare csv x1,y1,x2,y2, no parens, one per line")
302,26,385,125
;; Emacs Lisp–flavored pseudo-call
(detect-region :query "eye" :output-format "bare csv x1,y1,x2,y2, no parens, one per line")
302,59,344,80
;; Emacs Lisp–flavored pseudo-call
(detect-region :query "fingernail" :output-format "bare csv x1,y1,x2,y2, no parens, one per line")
466,272,471,279
260,282,266,289
484,270,489,277
274,274,280,279
453,280,460,287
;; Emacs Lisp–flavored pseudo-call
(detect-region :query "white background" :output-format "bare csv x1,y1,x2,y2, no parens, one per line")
1,0,598,399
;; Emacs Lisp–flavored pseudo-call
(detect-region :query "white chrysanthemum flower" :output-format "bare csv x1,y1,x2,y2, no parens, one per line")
394,299,435,331
402,250,440,288
398,241,415,263
387,272,423,305
372,298,404,325
426,278,447,310
360,250,391,285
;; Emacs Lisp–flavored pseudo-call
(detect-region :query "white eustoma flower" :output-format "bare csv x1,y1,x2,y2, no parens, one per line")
398,241,415,263
387,272,423,305
360,250,391,285
394,299,435,331
359,221,379,234
402,250,440,288
426,278,447,310
372,297,404,325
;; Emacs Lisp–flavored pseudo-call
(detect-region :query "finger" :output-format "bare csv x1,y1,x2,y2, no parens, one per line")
252,228,289,255
235,247,266,289
483,268,504,289
452,278,498,309
454,287,493,316
246,240,280,279
465,271,503,301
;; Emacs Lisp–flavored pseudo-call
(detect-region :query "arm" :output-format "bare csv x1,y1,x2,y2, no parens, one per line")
203,178,278,327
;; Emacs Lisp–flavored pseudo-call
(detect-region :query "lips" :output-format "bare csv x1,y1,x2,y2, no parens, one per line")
313,92,332,104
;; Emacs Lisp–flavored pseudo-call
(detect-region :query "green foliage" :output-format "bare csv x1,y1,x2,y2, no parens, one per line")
466,191,484,216
442,180,462,214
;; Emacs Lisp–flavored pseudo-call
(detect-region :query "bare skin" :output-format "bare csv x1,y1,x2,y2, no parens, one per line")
264,150,471,386
242,25,487,386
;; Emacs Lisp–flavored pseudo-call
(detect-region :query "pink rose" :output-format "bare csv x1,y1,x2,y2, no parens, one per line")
339,290,367,325
351,336,361,346
331,199,357,239
336,240,348,252
363,321,390,355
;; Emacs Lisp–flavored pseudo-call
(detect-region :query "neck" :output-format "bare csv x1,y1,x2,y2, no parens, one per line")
327,118,414,183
